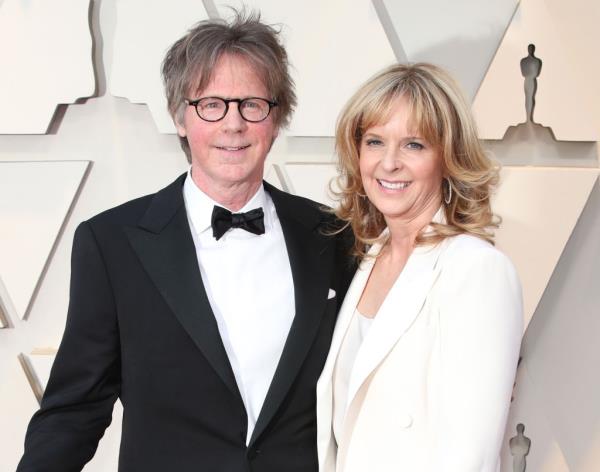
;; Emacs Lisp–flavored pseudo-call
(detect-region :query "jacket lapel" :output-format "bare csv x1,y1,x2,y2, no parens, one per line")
249,183,334,446
317,246,377,398
315,247,375,467
124,174,242,404
345,242,444,409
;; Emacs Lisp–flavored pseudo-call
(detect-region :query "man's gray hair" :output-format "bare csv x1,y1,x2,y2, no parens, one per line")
162,10,297,160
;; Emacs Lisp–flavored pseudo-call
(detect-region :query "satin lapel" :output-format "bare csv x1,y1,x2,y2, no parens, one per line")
315,248,375,465
316,245,378,398
345,242,444,410
124,175,241,402
250,185,332,446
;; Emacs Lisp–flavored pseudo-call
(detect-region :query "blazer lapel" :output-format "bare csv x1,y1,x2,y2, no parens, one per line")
317,245,377,397
345,242,445,409
124,174,242,403
315,248,375,467
249,184,333,446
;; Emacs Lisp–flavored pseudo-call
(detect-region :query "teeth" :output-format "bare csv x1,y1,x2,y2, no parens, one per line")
378,180,410,190
219,145,248,151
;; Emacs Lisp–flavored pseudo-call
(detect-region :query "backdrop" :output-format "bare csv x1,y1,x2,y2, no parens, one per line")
1,1,599,470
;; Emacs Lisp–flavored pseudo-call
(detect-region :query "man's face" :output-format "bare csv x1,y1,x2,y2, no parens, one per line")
176,54,278,196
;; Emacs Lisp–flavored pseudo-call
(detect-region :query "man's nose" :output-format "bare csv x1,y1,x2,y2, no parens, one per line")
221,103,247,131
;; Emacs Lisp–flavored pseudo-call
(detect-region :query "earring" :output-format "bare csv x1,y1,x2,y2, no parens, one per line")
444,177,452,204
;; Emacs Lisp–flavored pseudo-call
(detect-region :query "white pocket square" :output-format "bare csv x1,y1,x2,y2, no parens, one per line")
327,288,336,299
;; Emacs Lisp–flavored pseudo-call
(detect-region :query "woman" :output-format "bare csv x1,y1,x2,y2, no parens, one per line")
316,63,522,472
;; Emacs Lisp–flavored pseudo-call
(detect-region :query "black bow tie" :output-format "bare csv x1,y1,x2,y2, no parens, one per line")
211,206,265,240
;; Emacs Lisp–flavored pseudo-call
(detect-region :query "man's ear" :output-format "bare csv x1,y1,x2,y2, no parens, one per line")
268,127,279,152
174,107,187,137
175,117,187,138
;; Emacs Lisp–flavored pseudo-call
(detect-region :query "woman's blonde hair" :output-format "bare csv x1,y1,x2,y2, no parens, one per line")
333,62,499,258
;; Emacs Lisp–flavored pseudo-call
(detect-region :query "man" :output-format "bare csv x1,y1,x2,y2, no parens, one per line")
18,12,354,472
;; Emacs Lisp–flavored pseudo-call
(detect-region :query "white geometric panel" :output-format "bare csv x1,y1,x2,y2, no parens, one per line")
0,161,89,321
520,177,600,472
544,0,600,141
264,164,286,192
473,0,600,141
380,0,519,101
484,123,599,167
109,0,211,133
18,349,57,404
217,0,397,137
0,275,11,328
494,167,599,331
0,0,94,134
500,363,570,472
282,162,337,206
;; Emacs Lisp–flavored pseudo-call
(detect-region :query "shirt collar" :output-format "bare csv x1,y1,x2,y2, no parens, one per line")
183,169,270,235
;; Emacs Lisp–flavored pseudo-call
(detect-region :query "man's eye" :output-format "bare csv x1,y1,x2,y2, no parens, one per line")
201,100,223,109
241,100,261,109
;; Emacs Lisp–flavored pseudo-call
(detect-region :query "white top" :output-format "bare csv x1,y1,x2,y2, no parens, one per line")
183,171,295,444
332,309,374,443
356,310,374,340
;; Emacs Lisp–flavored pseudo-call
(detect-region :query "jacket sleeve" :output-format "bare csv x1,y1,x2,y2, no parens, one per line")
430,245,523,472
17,221,120,472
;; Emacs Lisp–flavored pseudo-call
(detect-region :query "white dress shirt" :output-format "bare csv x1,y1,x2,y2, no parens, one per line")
183,171,295,444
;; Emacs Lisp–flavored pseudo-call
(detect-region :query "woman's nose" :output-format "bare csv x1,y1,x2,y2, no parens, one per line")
380,148,402,172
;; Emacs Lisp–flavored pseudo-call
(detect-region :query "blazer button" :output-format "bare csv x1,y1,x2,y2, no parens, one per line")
398,414,413,429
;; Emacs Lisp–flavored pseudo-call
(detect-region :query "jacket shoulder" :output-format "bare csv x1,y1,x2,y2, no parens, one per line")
439,234,520,287
443,233,508,262
85,173,186,230
85,193,155,229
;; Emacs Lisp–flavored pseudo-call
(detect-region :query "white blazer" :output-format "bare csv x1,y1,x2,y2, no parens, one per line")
316,233,523,472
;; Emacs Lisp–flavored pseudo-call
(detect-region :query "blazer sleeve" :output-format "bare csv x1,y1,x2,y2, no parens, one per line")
430,244,523,472
17,221,121,472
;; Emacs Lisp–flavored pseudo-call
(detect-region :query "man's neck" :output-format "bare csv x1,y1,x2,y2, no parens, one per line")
190,170,262,212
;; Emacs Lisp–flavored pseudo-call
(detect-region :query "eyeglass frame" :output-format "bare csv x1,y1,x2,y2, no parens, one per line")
184,96,278,123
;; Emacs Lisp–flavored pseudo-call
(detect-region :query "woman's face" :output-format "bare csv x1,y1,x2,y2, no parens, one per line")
359,95,443,227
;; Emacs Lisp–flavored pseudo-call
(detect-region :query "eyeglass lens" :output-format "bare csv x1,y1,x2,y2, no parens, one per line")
195,97,272,122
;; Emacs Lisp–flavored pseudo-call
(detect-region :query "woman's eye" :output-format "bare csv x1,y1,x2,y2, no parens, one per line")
365,138,383,146
406,141,424,150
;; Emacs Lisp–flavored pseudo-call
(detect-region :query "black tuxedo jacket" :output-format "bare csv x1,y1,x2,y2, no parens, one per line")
18,174,355,472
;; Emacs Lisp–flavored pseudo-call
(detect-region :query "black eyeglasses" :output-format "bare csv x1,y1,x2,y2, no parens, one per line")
185,96,278,123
